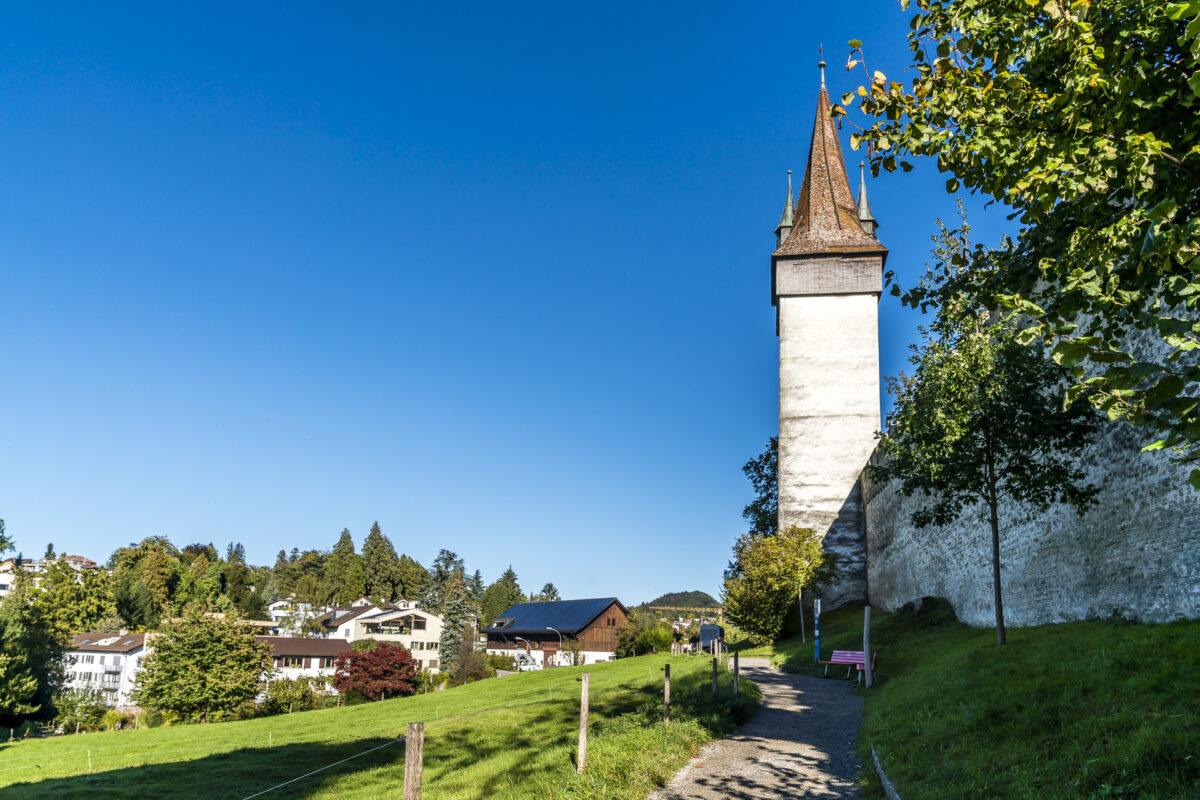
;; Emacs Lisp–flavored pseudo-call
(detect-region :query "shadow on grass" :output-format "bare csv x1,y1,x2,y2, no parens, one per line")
0,736,405,800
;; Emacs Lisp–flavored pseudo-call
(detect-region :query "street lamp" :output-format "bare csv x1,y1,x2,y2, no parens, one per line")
546,627,563,667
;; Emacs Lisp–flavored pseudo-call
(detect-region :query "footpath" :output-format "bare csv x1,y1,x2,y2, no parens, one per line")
650,656,863,799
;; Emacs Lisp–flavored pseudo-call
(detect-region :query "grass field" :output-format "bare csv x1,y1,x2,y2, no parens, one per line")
0,653,758,800
742,601,1200,800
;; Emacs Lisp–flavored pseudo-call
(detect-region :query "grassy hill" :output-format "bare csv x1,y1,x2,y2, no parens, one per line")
642,591,718,609
0,654,757,800
744,601,1200,800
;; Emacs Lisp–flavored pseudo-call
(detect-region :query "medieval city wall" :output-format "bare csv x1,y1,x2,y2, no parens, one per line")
862,415,1200,626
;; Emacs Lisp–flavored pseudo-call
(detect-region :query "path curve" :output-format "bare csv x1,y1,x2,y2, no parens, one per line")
650,657,863,799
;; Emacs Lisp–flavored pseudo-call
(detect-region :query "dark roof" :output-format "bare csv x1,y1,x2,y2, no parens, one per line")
318,604,392,628
255,636,353,657
484,597,625,636
71,633,145,653
774,82,887,258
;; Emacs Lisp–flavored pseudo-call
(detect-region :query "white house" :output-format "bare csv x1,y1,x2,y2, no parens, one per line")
64,633,147,709
0,555,99,600
256,636,352,691
354,607,444,673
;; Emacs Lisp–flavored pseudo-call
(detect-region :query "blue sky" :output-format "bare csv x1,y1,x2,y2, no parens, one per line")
0,3,1013,603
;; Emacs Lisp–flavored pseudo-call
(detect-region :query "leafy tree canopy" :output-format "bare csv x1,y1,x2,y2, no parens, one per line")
332,642,418,701
841,0,1200,485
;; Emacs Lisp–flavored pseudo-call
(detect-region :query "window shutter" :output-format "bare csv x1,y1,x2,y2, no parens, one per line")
304,658,311,668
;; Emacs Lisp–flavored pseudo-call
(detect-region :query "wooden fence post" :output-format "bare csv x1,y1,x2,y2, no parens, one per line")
663,664,670,724
711,657,718,695
863,606,874,689
404,722,424,800
734,652,739,696
577,672,590,773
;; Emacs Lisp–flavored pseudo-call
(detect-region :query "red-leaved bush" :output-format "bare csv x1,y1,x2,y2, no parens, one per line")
332,642,418,700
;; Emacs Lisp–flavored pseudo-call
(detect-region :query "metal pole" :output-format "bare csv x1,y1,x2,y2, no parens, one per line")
814,598,822,663
734,652,739,696
711,657,718,695
863,606,874,688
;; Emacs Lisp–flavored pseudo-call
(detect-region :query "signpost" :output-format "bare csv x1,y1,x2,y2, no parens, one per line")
813,598,821,663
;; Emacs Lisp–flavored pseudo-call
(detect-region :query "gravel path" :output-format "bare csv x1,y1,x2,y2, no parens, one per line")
650,657,863,800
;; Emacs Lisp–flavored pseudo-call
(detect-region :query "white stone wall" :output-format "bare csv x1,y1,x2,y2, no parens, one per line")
864,419,1200,626
778,292,880,607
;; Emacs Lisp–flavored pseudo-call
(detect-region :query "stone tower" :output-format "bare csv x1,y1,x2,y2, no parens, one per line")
771,64,887,608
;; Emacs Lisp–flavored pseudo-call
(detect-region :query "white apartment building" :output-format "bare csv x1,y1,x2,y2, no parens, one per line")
354,607,444,673
64,633,147,709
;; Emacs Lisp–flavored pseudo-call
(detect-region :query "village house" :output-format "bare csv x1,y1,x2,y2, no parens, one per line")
484,597,627,669
255,636,352,691
353,606,444,673
63,633,147,709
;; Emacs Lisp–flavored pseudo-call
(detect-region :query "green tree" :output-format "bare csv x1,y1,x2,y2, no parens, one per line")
361,522,401,601
480,567,524,627
0,519,10,554
33,559,114,638
0,573,63,725
132,609,271,723
842,0,1200,483
43,543,55,560
141,547,174,618
533,582,560,602
262,678,319,715
872,253,1102,645
396,554,428,600
437,577,474,675
422,549,465,613
722,526,837,646
726,437,779,582
615,609,674,657
322,529,366,606
53,687,108,733
467,570,485,603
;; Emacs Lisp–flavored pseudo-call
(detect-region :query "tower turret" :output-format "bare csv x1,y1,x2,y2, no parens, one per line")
856,162,879,238
775,170,795,248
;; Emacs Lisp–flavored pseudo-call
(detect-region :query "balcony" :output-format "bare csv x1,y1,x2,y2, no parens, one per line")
104,664,121,674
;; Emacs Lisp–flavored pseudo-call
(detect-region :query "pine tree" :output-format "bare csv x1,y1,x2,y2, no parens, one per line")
467,570,485,603
422,550,465,614
0,573,63,725
322,529,366,606
437,577,474,675
534,582,560,602
141,548,173,617
480,566,524,627
396,555,428,601
361,522,401,601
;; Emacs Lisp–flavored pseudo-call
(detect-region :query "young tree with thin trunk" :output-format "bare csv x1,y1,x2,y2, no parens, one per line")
872,225,1102,646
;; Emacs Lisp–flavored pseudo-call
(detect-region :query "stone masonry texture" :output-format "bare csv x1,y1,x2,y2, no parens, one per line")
863,416,1200,625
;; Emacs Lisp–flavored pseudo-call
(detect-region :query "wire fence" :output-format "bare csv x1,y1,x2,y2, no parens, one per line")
0,654,736,792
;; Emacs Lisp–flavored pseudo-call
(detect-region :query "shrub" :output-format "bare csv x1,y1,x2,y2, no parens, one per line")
101,710,130,731
262,678,320,716
332,642,418,701
53,688,108,734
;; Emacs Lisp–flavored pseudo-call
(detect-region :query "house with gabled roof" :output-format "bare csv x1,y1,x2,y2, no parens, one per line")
64,633,147,709
484,597,627,669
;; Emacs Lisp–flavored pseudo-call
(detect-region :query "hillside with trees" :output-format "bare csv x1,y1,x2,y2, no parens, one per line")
642,591,719,609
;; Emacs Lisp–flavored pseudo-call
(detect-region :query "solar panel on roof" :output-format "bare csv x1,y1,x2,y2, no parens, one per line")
123,640,135,645
80,639,91,644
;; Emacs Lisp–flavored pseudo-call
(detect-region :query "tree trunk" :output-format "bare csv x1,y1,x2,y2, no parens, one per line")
989,498,1006,647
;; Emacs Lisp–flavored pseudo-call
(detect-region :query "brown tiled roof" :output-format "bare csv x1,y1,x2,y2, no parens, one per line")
255,636,354,657
774,85,886,257
71,633,146,653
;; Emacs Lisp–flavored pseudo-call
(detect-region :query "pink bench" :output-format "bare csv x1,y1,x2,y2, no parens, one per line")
818,650,878,685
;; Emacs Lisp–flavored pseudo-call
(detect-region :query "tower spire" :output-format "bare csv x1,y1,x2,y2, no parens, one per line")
775,169,795,247
856,162,879,238
819,45,826,88
774,66,885,257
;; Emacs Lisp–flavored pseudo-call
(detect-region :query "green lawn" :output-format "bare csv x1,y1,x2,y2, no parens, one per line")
0,654,758,800
747,601,1200,800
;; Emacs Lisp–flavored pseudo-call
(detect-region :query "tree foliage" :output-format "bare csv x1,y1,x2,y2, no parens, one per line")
614,609,673,657
480,567,524,627
722,526,837,646
841,0,1200,485
332,642,418,701
132,610,271,722
0,573,64,726
361,522,401,601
